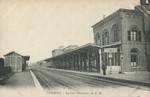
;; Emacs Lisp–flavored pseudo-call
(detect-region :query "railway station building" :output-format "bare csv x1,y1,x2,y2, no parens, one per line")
4,51,30,72
45,0,150,73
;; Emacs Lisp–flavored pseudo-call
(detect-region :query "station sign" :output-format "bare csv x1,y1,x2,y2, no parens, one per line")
104,48,117,53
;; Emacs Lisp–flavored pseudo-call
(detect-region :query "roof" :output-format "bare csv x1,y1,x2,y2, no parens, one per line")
4,51,23,56
45,43,99,61
4,51,30,60
44,41,122,61
92,8,141,29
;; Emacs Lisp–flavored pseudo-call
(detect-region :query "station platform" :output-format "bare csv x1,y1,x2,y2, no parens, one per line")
2,69,35,89
0,69,46,97
47,68,150,87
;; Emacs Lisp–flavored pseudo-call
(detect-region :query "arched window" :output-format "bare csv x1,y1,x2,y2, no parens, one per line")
102,29,109,45
97,34,100,40
128,26,141,42
96,33,101,45
131,49,139,67
111,24,119,42
95,37,98,45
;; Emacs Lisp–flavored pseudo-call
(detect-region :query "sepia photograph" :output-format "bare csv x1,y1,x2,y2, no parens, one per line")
0,0,150,97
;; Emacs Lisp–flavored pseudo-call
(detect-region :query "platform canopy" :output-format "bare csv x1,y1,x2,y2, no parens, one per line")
45,43,101,62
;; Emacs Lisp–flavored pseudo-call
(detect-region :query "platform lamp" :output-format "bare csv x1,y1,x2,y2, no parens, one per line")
120,52,124,74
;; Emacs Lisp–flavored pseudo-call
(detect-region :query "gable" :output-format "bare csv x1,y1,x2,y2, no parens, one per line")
4,51,23,57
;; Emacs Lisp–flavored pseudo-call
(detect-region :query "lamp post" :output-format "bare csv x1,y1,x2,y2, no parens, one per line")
120,52,124,73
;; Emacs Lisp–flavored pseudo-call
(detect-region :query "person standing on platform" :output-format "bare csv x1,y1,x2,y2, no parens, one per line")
102,62,107,75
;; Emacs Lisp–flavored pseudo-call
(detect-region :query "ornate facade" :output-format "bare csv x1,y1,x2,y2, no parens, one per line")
92,0,150,72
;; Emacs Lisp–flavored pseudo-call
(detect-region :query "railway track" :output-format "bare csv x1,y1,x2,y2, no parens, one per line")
32,69,78,91
32,70,54,90
30,67,150,97
32,67,150,92
45,69,125,88
45,68,150,91
37,68,127,90
46,69,106,87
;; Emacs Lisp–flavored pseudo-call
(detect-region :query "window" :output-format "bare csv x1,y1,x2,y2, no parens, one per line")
131,49,138,67
95,38,98,45
146,0,150,3
97,34,100,40
102,29,109,45
111,24,119,42
96,33,101,45
105,32,109,44
95,33,101,45
128,27,141,42
102,34,104,45
131,31,136,41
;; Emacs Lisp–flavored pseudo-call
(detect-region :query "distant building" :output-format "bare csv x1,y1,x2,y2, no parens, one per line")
4,51,30,72
36,60,52,67
52,45,78,57
58,46,65,50
52,49,64,57
63,45,78,52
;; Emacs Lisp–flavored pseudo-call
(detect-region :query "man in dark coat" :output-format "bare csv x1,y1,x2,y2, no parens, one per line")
102,62,107,75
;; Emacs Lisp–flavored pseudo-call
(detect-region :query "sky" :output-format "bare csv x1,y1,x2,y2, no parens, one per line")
0,0,139,63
